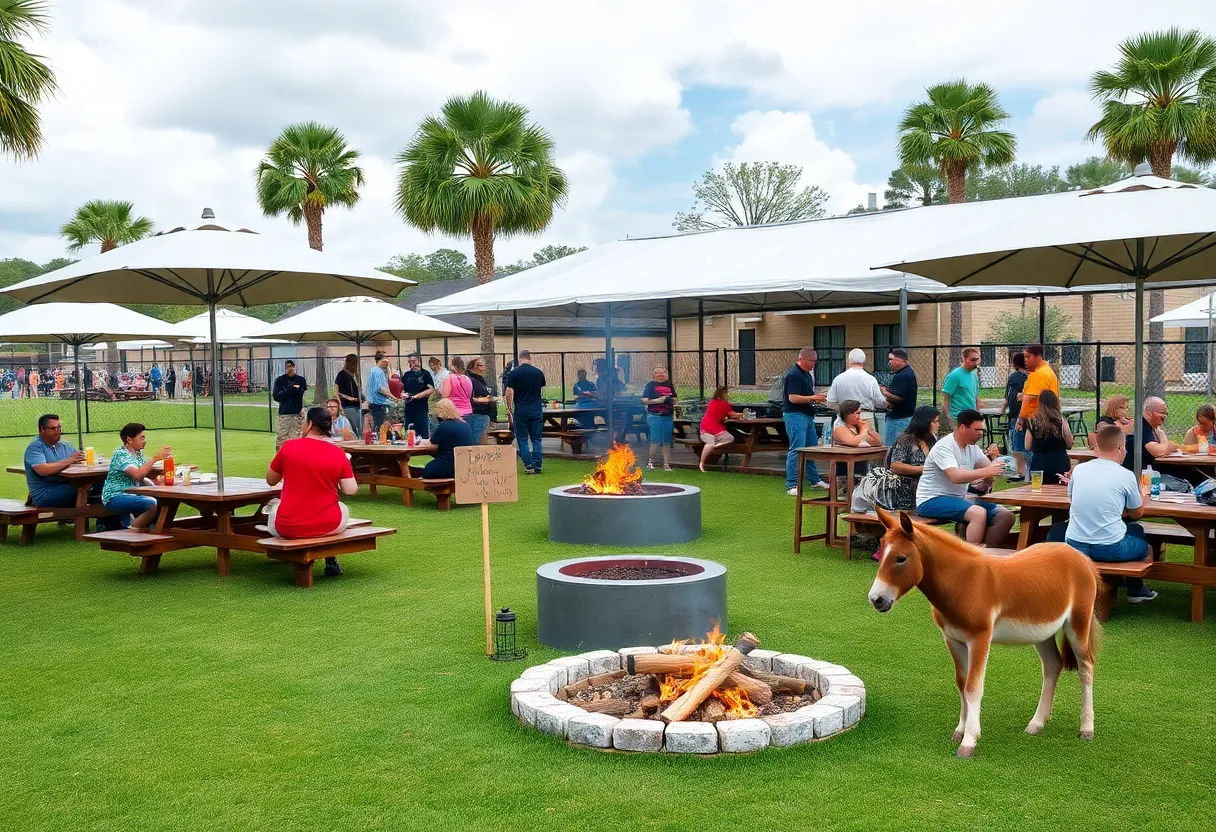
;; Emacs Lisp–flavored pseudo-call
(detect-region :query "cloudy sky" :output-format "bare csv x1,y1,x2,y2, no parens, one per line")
2,0,1214,268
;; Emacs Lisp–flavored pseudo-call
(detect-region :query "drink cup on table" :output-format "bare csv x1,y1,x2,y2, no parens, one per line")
85,446,95,466
1029,470,1044,492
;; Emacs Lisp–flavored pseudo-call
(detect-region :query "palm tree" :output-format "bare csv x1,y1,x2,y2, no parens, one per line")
59,200,154,373
395,91,569,377
0,0,57,162
1087,28,1216,398
897,79,1017,344
255,122,365,402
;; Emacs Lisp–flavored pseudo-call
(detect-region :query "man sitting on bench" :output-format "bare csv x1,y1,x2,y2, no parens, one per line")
1047,423,1157,604
24,413,87,507
266,406,358,578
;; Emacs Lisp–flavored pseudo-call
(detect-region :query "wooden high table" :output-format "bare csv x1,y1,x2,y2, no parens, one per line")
793,445,889,553
986,483,1216,621
337,441,436,503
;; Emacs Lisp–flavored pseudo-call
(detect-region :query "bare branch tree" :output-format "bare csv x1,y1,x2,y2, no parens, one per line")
673,162,830,231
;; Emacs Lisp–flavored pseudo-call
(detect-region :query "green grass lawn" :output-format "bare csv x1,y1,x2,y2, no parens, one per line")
1,429,1213,831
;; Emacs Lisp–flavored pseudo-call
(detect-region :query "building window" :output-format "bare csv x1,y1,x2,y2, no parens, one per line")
979,343,996,366
814,326,845,383
1184,327,1209,374
873,324,901,354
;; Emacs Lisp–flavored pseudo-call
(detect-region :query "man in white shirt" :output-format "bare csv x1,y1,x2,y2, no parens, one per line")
915,408,1014,546
1046,423,1157,603
826,349,887,418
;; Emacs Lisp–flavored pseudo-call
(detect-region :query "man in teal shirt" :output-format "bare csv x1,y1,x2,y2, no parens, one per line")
941,347,980,424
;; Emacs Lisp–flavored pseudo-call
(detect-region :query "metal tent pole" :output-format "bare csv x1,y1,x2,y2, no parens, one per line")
899,286,909,347
208,295,225,489
1133,249,1145,475
605,304,614,444
665,299,673,381
71,340,84,449
1038,295,1047,345
697,301,705,401
512,311,519,366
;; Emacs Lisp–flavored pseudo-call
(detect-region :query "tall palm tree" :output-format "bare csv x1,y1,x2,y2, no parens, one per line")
0,0,57,162
395,91,568,378
1087,28,1216,398
897,79,1017,344
59,200,154,373
255,122,365,402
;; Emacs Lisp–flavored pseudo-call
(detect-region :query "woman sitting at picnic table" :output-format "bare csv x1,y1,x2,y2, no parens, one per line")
1024,389,1073,485
1183,403,1216,451
1088,393,1133,448
832,399,882,493
325,398,356,441
851,405,942,554
265,406,357,577
698,386,743,472
417,398,474,479
101,422,172,530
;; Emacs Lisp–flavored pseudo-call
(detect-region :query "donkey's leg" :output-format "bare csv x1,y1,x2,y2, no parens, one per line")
958,635,991,758
1026,637,1063,735
944,635,969,743
1065,613,1096,741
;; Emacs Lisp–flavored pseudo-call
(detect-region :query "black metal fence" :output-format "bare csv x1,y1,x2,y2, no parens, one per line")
1,341,1211,441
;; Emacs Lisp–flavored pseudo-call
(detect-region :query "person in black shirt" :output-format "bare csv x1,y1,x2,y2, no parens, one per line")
466,356,497,444
1000,352,1029,481
641,366,677,470
165,366,176,399
506,350,546,473
399,353,435,439
880,348,918,444
334,353,363,433
421,399,474,479
272,360,308,450
782,347,827,494
1121,396,1196,489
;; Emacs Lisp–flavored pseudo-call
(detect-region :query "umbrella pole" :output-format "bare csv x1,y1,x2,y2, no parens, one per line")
605,303,614,444
1133,271,1145,476
209,301,224,489
72,341,84,450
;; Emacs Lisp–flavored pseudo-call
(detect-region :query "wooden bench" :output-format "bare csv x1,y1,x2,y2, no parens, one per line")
1140,521,1196,559
404,467,456,510
1093,560,1156,622
488,429,515,445
841,512,950,561
674,437,731,470
557,430,597,454
1,496,118,544
85,529,184,575
258,526,396,588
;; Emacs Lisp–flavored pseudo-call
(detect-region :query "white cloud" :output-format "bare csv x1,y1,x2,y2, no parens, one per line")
718,111,882,213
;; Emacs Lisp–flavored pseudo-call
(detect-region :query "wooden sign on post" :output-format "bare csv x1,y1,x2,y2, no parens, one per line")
455,446,519,655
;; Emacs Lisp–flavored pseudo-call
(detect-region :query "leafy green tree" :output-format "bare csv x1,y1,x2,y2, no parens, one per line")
0,0,57,161
897,79,1016,344
984,305,1075,346
1064,157,1132,189
1171,164,1213,185
673,161,828,231
883,163,945,208
254,122,364,252
500,244,588,274
965,163,1067,201
423,248,475,282
395,91,568,374
60,200,154,254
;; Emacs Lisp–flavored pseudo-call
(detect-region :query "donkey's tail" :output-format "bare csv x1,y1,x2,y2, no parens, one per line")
1060,611,1102,672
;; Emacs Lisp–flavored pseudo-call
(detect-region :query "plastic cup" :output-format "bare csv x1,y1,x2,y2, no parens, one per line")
85,447,95,466
1030,470,1044,491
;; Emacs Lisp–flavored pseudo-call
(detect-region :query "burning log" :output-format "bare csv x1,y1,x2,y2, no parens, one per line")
659,632,759,724
730,672,774,706
739,667,811,696
625,653,783,702
579,699,637,717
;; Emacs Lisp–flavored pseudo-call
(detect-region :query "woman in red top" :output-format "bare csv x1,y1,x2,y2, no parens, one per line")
698,386,743,472
266,406,358,577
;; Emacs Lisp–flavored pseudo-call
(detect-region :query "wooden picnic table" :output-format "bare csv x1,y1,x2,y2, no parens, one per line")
541,407,605,433
337,441,437,503
724,417,789,468
1069,448,1216,469
980,404,1092,449
793,445,889,553
986,483,1216,622
8,462,123,541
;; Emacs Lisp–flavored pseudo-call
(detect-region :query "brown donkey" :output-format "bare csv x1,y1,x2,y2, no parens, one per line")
867,508,1101,757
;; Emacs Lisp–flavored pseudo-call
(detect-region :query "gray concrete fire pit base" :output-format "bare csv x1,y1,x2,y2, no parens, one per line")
537,555,726,650
547,484,701,546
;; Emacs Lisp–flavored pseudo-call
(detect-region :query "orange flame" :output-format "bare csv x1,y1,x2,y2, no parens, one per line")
582,444,645,494
655,626,757,721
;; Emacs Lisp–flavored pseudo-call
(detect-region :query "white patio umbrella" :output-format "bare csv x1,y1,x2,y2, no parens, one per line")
1,211,411,486
250,295,472,346
0,303,182,447
878,164,1216,472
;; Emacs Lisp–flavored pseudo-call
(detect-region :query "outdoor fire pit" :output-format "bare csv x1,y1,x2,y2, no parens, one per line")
537,555,727,650
510,631,866,754
548,445,701,546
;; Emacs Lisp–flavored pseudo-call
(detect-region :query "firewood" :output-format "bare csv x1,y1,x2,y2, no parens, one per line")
729,672,773,706
578,699,636,716
659,632,758,724
738,666,810,695
627,653,698,675
701,699,726,722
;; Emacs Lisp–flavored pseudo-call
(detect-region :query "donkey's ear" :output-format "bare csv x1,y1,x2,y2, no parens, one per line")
875,506,896,530
898,511,916,537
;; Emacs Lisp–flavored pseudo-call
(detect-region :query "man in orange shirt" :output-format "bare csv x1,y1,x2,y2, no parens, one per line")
1015,343,1059,435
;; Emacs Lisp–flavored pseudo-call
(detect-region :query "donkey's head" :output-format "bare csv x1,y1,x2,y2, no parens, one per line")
867,507,926,613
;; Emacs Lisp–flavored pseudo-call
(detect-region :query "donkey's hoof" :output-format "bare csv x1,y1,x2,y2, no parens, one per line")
956,744,976,759
951,729,964,743
1025,722,1044,736
1079,729,1094,741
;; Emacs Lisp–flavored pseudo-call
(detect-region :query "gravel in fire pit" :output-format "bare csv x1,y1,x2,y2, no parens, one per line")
580,566,690,581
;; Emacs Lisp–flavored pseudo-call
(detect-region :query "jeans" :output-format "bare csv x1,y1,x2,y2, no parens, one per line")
514,409,544,471
343,407,363,434
917,495,1002,524
30,483,78,508
646,414,674,445
464,414,490,444
1047,520,1151,592
369,403,390,432
104,493,157,528
404,404,430,439
884,415,911,445
783,411,822,489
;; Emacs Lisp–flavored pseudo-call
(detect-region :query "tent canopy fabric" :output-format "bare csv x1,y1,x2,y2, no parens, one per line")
173,308,289,344
251,295,473,343
0,303,181,344
417,190,1127,320
1150,292,1216,329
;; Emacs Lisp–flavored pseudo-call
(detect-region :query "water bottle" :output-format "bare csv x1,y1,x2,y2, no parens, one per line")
1149,466,1161,501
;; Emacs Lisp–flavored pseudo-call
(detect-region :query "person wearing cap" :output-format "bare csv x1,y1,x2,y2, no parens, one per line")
880,348,917,445
826,348,887,425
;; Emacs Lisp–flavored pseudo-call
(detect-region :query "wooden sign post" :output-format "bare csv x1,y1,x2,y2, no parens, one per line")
455,446,519,655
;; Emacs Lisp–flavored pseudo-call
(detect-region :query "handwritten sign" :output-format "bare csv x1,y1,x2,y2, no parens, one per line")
455,446,519,505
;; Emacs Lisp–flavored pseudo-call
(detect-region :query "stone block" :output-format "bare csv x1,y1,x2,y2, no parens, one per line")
514,691,560,727
818,694,862,728
520,664,566,694
509,678,550,708
771,654,815,679
743,649,780,672
802,702,845,738
568,713,620,748
549,656,591,684
797,659,840,689
764,710,816,747
820,673,866,710
716,718,772,753
612,718,665,752
535,703,586,738
664,721,718,754
579,650,623,677
617,646,658,669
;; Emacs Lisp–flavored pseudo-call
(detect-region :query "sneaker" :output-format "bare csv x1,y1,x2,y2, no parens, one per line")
1007,475,1025,483
646,461,655,470
663,464,672,472
524,468,536,475
1127,585,1158,603
323,560,343,578
787,487,799,496
814,480,830,490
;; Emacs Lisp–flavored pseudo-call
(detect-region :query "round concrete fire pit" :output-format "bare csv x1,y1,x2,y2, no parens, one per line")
537,555,726,650
547,484,701,546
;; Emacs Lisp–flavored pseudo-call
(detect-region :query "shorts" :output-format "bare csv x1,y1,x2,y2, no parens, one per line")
916,495,1002,525
646,414,674,445
699,430,732,446
1008,427,1025,453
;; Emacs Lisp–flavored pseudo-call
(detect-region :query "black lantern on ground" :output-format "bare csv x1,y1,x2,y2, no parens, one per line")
492,608,527,662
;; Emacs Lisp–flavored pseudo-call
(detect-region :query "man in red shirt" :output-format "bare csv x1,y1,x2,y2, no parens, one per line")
266,406,358,577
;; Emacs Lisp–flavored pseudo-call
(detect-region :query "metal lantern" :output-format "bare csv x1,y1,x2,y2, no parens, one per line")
492,607,528,662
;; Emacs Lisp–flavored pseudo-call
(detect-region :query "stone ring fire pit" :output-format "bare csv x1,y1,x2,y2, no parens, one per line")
510,635,866,754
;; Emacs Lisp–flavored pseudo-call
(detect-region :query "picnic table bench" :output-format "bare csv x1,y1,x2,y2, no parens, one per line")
5,463,120,542
338,441,453,509
840,512,952,561
487,429,514,445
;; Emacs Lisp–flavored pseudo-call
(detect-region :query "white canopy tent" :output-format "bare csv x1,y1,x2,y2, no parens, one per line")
878,166,1216,473
1,212,410,485
1151,293,1216,329
0,303,183,447
174,308,290,345
251,295,473,345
